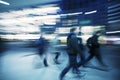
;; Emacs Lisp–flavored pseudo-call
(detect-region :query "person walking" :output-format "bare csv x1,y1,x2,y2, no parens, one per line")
77,32,86,67
59,28,81,80
36,34,48,67
78,31,108,68
49,35,61,64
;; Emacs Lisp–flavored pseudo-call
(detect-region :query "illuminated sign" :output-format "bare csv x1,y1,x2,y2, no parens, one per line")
79,20,91,24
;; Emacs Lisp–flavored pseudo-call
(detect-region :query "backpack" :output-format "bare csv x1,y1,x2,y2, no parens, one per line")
87,35,99,48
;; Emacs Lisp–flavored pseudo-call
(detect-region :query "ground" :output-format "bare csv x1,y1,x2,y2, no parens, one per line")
1,42,120,80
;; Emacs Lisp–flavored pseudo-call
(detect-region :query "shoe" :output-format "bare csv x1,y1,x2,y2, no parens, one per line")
54,59,61,64
43,58,48,67
83,62,94,68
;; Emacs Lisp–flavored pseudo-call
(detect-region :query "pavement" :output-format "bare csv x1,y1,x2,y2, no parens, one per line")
1,42,120,80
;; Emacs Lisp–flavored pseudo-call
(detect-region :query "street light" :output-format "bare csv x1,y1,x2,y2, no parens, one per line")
0,0,10,5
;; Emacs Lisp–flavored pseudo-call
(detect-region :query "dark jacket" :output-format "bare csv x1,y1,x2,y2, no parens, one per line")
67,33,80,55
36,37,46,51
87,34,100,49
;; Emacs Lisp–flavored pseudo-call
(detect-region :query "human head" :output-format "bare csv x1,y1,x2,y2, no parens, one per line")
70,28,76,33
40,32,44,38
94,31,101,36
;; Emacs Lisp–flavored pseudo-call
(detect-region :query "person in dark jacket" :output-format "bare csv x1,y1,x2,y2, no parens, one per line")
59,28,81,80
78,31,107,68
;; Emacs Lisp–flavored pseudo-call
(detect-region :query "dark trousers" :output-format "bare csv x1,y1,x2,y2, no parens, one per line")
54,52,60,61
38,49,48,67
77,51,86,66
78,48,106,67
60,54,78,80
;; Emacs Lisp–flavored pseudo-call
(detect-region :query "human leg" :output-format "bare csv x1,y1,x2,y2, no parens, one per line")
95,48,107,67
78,49,94,67
59,54,72,80
54,52,61,64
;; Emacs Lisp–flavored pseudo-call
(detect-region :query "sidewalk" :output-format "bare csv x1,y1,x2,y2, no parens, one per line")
1,45,120,80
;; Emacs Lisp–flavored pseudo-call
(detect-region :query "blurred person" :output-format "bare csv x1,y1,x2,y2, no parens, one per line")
78,31,108,69
49,35,61,64
77,36,86,67
76,28,86,68
59,28,81,80
0,37,6,56
35,33,48,67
